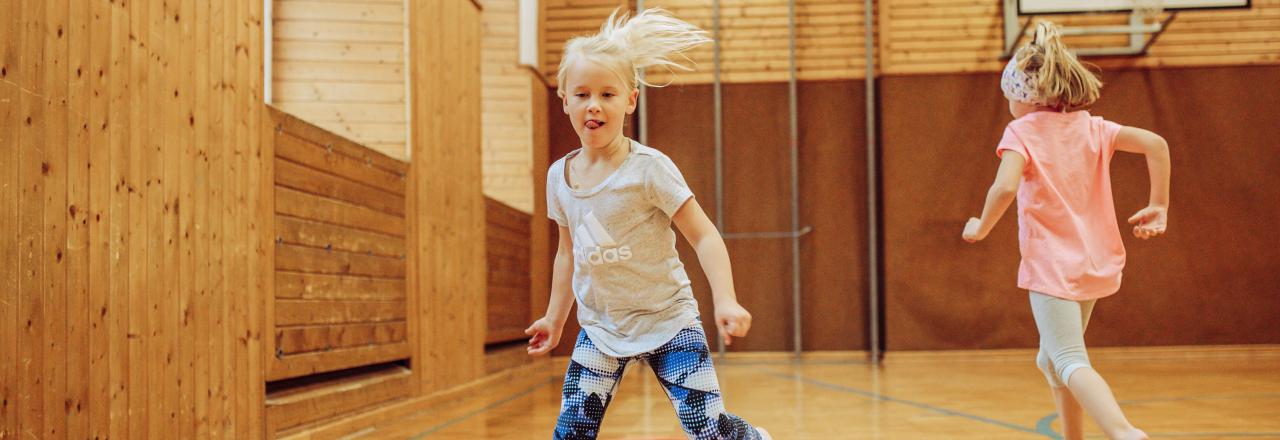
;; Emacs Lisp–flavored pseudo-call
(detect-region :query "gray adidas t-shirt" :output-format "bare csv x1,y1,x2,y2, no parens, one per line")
547,140,700,357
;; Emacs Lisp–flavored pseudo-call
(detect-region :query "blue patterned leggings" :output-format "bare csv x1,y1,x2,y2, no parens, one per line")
553,323,761,440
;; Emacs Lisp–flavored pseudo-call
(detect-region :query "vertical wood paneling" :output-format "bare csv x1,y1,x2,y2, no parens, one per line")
18,1,49,437
1,0,267,437
0,33,21,440
409,0,487,395
65,0,92,437
106,1,131,437
42,0,71,436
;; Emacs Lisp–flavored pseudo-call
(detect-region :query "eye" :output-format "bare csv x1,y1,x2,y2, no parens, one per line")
603,92,615,98
575,93,588,98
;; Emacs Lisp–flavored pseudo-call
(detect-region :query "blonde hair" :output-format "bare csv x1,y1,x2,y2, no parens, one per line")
1013,21,1103,109
556,8,712,94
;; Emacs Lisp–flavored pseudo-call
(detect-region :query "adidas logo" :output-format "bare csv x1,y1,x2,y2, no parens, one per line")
573,211,633,266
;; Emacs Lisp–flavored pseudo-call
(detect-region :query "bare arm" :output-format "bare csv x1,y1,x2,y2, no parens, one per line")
1114,126,1171,239
964,151,1026,242
1115,126,1171,207
526,226,575,355
671,198,752,345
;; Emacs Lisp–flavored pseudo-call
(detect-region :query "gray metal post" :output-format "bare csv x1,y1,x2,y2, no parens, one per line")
637,0,647,145
787,0,802,359
865,0,881,364
713,0,726,358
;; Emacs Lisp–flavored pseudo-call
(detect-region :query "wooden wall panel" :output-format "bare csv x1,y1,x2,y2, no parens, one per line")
544,0,1278,82
879,0,1280,75
485,197,533,345
0,0,267,437
408,0,488,395
267,107,410,383
882,66,1280,350
543,0,873,84
480,0,536,212
271,0,409,161
529,72,553,357
545,80,869,353
265,365,412,436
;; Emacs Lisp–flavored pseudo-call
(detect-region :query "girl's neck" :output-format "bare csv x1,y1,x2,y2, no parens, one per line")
580,135,630,163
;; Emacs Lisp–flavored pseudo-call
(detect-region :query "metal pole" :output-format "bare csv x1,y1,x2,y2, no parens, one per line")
636,1,647,145
787,0,802,359
713,0,726,358
865,0,881,364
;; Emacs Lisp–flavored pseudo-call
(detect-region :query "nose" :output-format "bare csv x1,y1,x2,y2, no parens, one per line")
586,97,602,114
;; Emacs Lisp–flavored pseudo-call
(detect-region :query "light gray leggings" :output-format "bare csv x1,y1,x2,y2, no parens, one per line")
1030,291,1098,388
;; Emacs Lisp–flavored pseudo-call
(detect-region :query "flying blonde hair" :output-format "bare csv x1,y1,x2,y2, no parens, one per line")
1011,21,1103,109
556,8,712,94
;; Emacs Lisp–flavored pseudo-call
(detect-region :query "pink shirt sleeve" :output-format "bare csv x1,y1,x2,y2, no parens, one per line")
1094,117,1124,159
995,125,1028,160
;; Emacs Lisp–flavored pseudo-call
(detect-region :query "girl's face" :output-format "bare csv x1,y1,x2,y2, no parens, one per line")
560,58,638,150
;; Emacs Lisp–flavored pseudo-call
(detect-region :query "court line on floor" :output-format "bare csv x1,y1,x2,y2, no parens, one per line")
1034,392,1280,439
398,376,558,440
757,368,1044,436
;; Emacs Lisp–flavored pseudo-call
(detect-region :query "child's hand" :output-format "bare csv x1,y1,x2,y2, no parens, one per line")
962,217,986,242
1128,205,1168,239
714,301,752,346
525,317,563,356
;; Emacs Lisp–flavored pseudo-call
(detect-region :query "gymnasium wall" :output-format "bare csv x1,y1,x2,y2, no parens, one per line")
263,108,413,437
271,0,410,160
479,0,539,213
544,0,872,83
1,0,269,438
882,65,1280,350
407,0,489,398
547,81,870,354
541,0,1280,352
878,0,1280,75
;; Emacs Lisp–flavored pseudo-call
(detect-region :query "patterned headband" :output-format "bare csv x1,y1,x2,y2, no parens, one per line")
1001,56,1045,105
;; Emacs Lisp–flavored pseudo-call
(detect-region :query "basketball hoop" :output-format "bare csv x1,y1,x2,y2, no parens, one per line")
1133,0,1166,21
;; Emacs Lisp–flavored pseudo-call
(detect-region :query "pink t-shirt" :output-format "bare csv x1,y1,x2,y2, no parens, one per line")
996,110,1126,300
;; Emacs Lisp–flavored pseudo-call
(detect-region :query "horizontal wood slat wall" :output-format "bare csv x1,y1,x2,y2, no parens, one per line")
265,365,413,437
879,0,1279,74
267,107,410,383
543,0,1276,82
0,0,268,437
480,0,536,213
485,197,533,345
543,0,873,84
271,0,409,161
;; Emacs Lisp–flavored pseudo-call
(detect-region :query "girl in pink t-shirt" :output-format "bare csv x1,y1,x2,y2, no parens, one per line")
962,22,1171,440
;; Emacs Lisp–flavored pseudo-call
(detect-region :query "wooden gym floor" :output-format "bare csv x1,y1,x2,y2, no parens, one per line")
347,347,1280,439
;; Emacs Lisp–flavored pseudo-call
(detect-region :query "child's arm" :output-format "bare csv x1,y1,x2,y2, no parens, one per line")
526,226,575,355
963,151,1026,242
671,198,752,346
1114,126,1171,239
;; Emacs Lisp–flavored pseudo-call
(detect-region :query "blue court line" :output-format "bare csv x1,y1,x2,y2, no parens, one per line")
407,376,558,440
758,369,1044,436
1034,393,1280,439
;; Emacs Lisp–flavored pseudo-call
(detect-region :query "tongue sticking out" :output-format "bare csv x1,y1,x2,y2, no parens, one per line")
585,120,603,129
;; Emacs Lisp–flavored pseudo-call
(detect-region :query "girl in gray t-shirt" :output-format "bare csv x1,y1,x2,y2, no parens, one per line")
524,8,771,440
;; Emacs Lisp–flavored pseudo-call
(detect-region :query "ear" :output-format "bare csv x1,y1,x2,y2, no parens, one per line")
558,90,569,114
626,88,639,115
